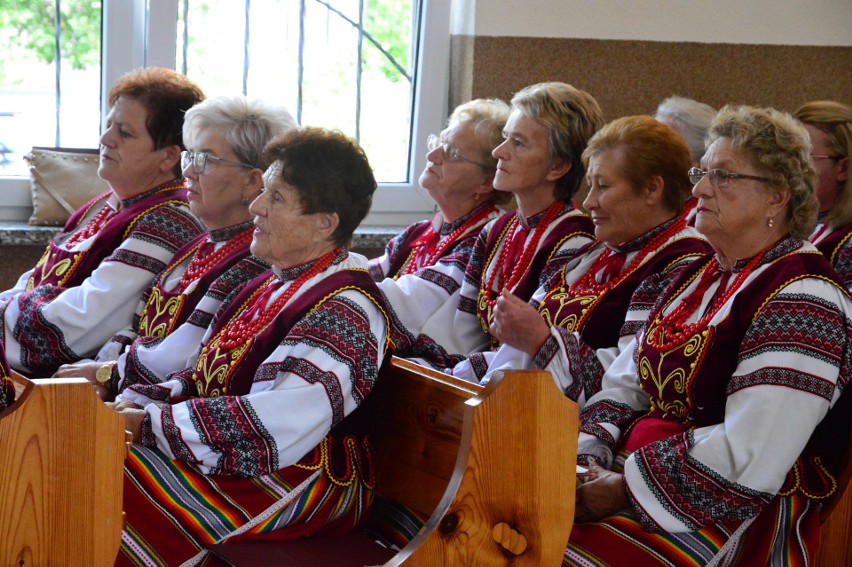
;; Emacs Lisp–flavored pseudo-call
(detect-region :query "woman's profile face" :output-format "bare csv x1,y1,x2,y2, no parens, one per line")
491,109,557,196
183,129,257,230
803,124,845,215
583,146,650,246
692,137,774,249
98,96,172,199
419,120,490,208
249,162,324,269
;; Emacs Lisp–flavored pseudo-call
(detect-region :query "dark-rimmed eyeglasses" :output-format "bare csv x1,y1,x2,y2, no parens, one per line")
426,134,488,168
688,167,771,188
181,150,254,175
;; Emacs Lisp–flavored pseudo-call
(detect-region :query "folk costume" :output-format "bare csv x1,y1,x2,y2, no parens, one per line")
94,221,268,395
0,343,12,411
0,182,203,376
368,201,499,280
451,218,711,404
394,201,594,368
116,249,392,566
565,238,852,566
810,220,852,290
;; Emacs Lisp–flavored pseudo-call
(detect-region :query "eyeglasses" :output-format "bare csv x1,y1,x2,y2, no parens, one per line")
426,134,488,168
811,154,843,161
181,150,254,175
688,167,771,188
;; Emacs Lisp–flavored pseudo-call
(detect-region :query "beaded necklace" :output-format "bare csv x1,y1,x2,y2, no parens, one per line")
63,204,115,249
646,246,769,352
216,248,341,350
568,218,687,296
481,201,563,307
177,228,254,292
398,204,497,277
809,223,829,245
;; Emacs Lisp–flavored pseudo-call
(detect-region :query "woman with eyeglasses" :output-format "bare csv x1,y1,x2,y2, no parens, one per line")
370,98,510,281
394,82,602,364
794,100,852,289
452,116,711,401
53,96,296,398
110,128,390,565
0,67,205,377
563,105,852,565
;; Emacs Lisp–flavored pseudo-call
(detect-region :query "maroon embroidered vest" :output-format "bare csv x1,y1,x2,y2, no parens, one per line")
137,225,253,339
191,267,389,398
386,221,431,278
539,233,710,350
476,205,594,333
634,242,850,502
26,181,188,290
813,223,852,266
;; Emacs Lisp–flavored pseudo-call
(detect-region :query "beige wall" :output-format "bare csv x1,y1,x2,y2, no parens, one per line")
448,0,852,119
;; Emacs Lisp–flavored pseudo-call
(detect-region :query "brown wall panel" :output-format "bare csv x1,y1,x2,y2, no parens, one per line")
450,36,852,120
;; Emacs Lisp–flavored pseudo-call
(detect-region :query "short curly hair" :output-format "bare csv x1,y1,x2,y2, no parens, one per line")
264,127,376,247
707,105,818,239
510,82,604,202
582,115,693,215
109,67,205,176
794,100,852,230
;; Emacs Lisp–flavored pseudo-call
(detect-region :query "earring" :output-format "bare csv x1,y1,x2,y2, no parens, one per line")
767,217,774,228
242,197,250,206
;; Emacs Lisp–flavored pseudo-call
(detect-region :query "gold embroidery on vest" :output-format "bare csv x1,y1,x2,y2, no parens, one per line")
138,287,185,338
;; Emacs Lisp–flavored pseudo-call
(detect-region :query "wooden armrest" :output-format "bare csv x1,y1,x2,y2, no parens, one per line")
0,371,126,565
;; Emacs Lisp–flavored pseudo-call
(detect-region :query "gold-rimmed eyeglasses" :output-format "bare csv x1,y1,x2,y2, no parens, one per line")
181,150,254,175
688,167,771,188
426,134,488,168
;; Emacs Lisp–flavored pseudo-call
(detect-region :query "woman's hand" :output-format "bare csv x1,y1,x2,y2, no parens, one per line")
53,361,112,400
105,400,145,440
575,461,629,523
489,290,551,355
53,361,100,380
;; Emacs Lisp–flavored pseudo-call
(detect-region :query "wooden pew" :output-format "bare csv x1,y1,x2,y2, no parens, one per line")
209,356,580,566
0,371,125,566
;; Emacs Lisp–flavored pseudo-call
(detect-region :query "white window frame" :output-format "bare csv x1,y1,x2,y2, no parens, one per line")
1,0,448,227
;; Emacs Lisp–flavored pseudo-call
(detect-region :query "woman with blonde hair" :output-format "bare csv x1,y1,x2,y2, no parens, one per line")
564,105,852,566
396,82,603,363
795,100,852,287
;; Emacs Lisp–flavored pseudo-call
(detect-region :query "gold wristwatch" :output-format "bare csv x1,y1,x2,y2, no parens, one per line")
96,361,117,385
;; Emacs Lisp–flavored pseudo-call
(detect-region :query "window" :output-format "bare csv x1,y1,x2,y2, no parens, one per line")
0,0,449,225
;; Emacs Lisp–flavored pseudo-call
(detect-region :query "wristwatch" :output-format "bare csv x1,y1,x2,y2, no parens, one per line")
95,361,118,386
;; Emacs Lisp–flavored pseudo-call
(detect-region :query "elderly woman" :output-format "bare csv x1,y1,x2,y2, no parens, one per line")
655,95,717,224
396,82,603,363
370,98,509,280
53,96,296,396
0,67,205,376
795,100,852,287
564,105,852,565
454,116,711,402
110,127,390,566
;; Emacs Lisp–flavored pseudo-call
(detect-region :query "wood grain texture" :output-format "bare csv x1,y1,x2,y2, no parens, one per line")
390,365,579,566
0,373,125,566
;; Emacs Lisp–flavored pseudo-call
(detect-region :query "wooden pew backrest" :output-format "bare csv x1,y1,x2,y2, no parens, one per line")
0,372,125,566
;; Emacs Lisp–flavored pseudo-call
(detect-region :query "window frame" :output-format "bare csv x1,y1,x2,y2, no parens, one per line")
1,0,448,227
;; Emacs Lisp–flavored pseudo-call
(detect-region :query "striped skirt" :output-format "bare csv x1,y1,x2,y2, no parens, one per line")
563,493,820,567
117,436,374,567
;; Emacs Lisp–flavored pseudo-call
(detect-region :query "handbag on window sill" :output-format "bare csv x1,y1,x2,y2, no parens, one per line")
23,147,111,226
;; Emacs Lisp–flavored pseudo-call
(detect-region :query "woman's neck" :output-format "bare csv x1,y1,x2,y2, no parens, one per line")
713,227,786,271
515,189,558,223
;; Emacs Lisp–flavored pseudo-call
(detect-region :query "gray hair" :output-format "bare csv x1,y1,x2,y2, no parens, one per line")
183,96,298,169
655,95,717,164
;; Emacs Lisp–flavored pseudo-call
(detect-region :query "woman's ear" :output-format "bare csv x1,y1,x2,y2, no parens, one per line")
545,159,572,183
767,187,791,219
643,175,665,207
161,145,182,173
314,211,340,242
242,168,264,205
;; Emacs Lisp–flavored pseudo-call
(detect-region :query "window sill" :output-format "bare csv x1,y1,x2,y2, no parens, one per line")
0,221,398,253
